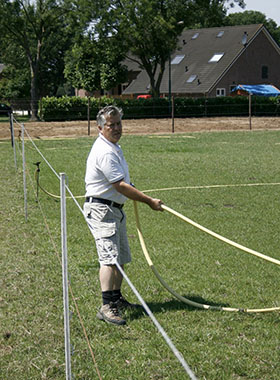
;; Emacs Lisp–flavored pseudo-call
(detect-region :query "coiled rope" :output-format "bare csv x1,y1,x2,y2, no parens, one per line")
34,163,280,312
133,201,280,313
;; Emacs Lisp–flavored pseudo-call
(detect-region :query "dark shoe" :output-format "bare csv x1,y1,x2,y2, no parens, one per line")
96,302,126,325
115,296,142,311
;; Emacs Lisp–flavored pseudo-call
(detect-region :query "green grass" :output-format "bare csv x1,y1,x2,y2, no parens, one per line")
0,115,30,123
1,130,280,379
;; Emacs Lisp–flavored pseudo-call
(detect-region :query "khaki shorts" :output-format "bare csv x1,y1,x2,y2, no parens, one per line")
84,202,131,266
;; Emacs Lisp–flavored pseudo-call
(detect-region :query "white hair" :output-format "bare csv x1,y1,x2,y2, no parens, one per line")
96,105,123,128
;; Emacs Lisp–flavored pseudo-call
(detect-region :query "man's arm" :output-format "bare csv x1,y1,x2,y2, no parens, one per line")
112,180,163,211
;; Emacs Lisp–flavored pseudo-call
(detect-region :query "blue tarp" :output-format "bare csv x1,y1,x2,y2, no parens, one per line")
231,84,280,97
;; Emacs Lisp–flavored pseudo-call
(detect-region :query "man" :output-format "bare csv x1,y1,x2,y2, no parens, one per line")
84,105,163,326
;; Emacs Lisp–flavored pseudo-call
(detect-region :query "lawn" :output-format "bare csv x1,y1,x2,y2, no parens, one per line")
1,129,280,379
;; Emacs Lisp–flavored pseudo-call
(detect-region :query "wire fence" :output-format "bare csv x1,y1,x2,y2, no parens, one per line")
1,96,280,121
11,115,198,380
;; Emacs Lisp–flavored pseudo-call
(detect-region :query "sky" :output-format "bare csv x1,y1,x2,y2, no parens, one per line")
227,0,280,26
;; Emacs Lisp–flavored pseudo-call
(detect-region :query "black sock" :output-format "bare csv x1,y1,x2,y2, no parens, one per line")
102,290,113,305
112,289,122,303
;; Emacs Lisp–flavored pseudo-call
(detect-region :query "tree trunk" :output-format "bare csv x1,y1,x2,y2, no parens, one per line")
30,71,39,121
28,39,41,121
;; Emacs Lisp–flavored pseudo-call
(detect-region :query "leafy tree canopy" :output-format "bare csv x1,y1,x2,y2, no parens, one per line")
64,35,127,93
72,0,246,97
224,10,280,45
0,0,76,118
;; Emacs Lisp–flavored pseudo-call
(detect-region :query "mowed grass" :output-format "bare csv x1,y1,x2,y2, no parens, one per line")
1,128,280,379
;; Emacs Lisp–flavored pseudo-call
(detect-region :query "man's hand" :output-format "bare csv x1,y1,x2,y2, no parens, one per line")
148,198,164,211
113,180,163,211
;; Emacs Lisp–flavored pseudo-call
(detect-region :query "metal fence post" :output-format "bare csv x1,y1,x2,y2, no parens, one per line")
10,113,17,170
60,173,72,380
21,124,27,221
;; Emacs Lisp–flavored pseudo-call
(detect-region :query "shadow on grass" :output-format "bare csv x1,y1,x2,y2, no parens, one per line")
127,295,231,321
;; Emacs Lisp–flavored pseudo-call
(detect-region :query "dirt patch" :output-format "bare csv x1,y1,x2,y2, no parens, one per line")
1,117,280,140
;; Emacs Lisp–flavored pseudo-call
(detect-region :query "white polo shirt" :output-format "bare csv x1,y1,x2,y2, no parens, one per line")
85,133,130,204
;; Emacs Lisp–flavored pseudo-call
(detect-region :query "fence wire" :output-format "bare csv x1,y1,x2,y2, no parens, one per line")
13,120,198,380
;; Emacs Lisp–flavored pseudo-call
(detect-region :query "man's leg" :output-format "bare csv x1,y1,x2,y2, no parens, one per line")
96,264,126,325
100,264,141,311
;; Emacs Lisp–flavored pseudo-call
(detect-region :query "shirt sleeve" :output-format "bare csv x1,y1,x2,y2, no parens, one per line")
99,152,125,184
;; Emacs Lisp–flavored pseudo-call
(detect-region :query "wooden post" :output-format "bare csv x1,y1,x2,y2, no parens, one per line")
87,97,90,136
249,94,252,130
171,96,175,133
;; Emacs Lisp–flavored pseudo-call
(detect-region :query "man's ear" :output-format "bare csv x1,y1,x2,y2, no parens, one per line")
97,125,103,132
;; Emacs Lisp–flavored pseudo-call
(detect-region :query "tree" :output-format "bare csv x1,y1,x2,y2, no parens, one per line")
0,46,30,100
224,10,280,46
0,0,76,120
64,35,127,94
78,0,246,98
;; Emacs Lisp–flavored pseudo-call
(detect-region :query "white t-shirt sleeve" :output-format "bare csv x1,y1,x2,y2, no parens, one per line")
99,152,125,184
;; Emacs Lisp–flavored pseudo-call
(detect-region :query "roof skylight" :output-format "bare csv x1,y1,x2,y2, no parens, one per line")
208,53,224,63
186,74,197,83
171,55,185,64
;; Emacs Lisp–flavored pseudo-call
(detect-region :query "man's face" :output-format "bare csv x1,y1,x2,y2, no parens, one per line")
99,113,122,144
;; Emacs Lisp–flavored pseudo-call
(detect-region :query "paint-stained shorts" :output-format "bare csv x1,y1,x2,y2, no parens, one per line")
83,202,131,266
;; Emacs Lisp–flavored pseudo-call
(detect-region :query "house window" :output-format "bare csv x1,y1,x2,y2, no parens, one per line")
186,74,197,83
217,31,224,38
209,53,224,63
192,32,199,40
171,55,185,64
216,88,226,97
262,65,268,79
122,83,129,92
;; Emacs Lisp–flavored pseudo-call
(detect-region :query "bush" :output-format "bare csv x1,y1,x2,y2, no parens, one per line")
40,95,280,121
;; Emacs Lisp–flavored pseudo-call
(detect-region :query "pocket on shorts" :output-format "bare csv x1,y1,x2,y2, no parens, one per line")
84,203,111,221
91,220,116,239
84,203,116,239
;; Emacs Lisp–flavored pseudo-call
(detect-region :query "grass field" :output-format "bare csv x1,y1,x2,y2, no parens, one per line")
1,129,280,379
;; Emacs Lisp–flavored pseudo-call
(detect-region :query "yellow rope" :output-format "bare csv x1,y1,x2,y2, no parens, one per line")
162,205,280,267
133,201,280,313
35,163,280,312
34,167,84,199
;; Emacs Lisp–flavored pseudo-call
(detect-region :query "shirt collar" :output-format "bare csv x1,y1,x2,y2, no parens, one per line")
99,132,121,151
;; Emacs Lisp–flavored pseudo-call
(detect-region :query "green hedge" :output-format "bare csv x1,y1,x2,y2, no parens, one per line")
40,95,280,121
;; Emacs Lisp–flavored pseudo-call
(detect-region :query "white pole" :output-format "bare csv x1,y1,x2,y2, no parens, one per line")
10,114,17,170
21,123,27,221
60,173,72,380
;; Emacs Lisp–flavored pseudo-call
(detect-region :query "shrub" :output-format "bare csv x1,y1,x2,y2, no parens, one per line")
40,95,280,121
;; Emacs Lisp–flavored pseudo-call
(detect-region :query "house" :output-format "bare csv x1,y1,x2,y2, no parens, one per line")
122,24,280,98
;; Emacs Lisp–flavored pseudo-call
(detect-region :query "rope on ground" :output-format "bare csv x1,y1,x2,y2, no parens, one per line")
162,204,280,267
30,138,280,312
21,124,196,379
34,163,85,200
133,201,280,313
142,182,280,193
34,171,280,201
